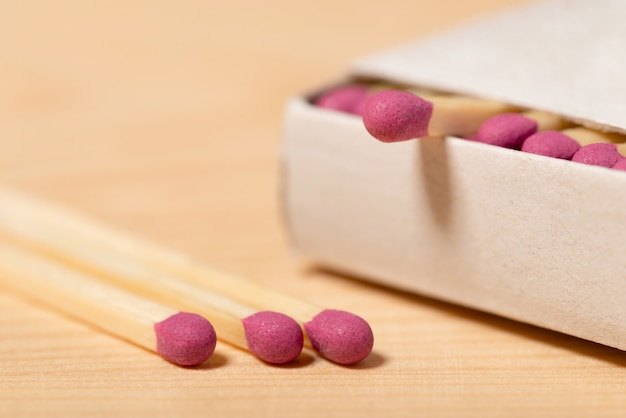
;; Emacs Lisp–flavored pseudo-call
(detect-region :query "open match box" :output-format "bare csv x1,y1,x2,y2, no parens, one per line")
281,0,626,351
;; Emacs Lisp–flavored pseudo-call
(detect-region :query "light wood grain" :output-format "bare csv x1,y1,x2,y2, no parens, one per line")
3,0,626,417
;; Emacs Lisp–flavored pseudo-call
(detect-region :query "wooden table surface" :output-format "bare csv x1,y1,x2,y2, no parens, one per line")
3,1,626,416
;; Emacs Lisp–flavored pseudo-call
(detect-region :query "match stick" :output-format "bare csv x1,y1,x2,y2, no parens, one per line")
427,94,521,138
360,88,576,143
0,240,217,367
0,187,372,365
358,87,626,163
561,127,626,147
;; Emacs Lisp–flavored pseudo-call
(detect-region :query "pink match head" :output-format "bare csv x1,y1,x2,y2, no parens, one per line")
572,142,624,168
362,90,433,142
242,311,304,365
304,309,374,365
154,312,217,367
314,85,371,115
520,130,581,160
475,113,537,149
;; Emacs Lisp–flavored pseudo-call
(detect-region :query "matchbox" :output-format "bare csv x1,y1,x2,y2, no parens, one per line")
281,0,626,350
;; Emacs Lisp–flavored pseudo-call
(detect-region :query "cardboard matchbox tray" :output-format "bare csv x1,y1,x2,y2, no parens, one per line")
280,0,626,351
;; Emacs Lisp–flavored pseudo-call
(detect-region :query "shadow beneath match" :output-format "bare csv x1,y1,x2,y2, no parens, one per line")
307,266,626,369
192,351,229,370
268,351,316,368
344,351,386,370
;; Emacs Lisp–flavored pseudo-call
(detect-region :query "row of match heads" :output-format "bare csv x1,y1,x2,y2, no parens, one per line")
313,81,626,171
0,187,376,371
155,308,373,367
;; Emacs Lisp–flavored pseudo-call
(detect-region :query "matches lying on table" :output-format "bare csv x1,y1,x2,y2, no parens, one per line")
313,81,626,171
0,187,373,367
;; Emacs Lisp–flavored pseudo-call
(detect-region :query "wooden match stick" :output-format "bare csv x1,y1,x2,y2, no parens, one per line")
0,240,217,367
0,187,372,365
561,126,626,147
425,97,573,138
520,109,574,132
370,84,521,137
426,93,520,137
360,87,578,143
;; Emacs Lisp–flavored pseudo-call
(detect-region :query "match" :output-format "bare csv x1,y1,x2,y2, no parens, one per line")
360,88,574,144
0,240,216,367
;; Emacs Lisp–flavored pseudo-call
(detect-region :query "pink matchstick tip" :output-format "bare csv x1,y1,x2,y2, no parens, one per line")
612,158,626,171
572,142,624,168
154,312,217,367
304,309,374,365
520,130,581,160
475,113,537,149
362,90,433,142
314,85,371,115
242,311,304,364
